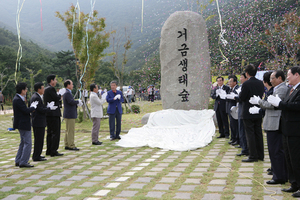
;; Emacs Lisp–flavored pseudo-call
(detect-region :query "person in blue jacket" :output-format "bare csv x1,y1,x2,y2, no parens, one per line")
106,81,124,141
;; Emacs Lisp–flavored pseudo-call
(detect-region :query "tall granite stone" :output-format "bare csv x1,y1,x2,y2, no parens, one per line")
160,11,211,110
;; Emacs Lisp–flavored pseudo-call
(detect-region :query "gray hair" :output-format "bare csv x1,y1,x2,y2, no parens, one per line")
110,81,118,85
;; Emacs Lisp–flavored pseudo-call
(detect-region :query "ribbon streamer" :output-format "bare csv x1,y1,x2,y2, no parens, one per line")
40,0,43,31
141,0,144,33
71,0,80,47
15,0,26,83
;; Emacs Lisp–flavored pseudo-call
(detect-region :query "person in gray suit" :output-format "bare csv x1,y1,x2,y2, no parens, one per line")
249,70,288,184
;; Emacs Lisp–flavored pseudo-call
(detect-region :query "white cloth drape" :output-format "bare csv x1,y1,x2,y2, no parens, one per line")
115,109,216,151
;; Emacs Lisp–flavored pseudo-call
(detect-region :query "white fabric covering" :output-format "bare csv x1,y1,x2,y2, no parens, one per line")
115,109,216,151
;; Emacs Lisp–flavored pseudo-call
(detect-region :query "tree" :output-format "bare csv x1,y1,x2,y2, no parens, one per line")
0,69,14,92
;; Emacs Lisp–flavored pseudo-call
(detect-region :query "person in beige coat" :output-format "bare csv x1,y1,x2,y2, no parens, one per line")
90,83,106,145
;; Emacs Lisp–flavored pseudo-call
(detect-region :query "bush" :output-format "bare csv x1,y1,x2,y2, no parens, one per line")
77,110,83,123
131,105,140,113
103,107,108,115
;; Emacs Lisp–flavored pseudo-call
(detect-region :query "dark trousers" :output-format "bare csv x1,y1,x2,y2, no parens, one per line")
216,108,229,137
15,129,32,165
229,115,239,142
266,130,287,181
109,109,122,139
0,101,3,110
238,118,248,154
282,135,300,187
46,116,61,155
32,127,45,160
243,118,264,160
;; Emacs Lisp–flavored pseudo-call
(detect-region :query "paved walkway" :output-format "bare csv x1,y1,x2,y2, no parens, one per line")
0,132,290,199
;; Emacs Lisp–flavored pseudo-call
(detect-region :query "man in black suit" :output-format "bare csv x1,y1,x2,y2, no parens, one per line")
268,66,300,197
239,64,265,162
13,82,38,168
44,74,64,157
211,76,230,138
226,75,240,145
30,82,57,162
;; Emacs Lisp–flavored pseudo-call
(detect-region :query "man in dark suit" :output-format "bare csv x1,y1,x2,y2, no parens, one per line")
106,81,124,141
211,76,230,138
268,66,300,197
63,80,81,151
13,82,38,168
44,74,64,157
30,82,57,161
226,75,239,145
239,64,265,162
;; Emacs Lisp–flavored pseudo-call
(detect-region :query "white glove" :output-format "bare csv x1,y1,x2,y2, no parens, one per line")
216,89,221,97
226,93,236,100
114,94,121,100
236,87,241,94
249,95,261,105
101,92,107,100
267,94,281,107
49,105,58,110
249,106,260,114
58,88,66,96
47,101,55,108
30,101,38,109
219,90,227,99
77,99,83,106
230,106,236,111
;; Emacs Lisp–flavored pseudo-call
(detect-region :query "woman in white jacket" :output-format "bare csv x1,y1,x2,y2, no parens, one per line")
89,84,107,145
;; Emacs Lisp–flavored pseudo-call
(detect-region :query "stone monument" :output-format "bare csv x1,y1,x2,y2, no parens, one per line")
160,11,211,110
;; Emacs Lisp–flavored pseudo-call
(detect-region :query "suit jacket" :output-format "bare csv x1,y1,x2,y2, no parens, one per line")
13,94,35,131
258,82,288,131
63,89,79,119
211,85,230,112
44,84,62,117
239,77,265,119
90,92,106,118
30,92,50,127
226,85,240,114
106,90,124,114
278,84,300,136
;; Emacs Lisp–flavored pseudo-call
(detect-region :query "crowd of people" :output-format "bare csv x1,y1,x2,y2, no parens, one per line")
13,74,124,169
211,64,300,198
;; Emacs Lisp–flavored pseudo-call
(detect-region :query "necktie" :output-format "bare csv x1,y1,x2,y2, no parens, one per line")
289,88,294,96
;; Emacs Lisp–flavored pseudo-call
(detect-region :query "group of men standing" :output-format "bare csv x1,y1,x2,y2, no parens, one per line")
211,64,300,197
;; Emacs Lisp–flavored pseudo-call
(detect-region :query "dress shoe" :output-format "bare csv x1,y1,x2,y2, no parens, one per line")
51,152,64,157
68,147,80,151
33,158,47,162
19,163,34,168
65,146,70,150
235,145,241,148
267,168,271,172
292,190,300,197
92,141,102,145
267,171,273,175
282,187,299,193
236,153,249,156
242,158,258,162
116,136,121,140
266,180,286,185
15,163,19,167
231,141,239,146
228,140,234,144
225,136,229,139
41,156,45,158
110,138,116,141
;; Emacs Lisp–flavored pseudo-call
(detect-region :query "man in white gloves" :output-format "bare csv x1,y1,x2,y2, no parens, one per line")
250,71,288,185
63,80,80,151
106,81,124,141
13,82,37,168
268,67,300,197
30,82,57,162
211,76,230,138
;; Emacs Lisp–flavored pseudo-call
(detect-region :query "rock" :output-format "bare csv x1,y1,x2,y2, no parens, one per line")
141,113,151,124
160,11,211,110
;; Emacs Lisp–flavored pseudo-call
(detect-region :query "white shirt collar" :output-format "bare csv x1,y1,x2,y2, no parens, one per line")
293,82,300,90
17,94,25,101
273,82,284,93
37,92,43,99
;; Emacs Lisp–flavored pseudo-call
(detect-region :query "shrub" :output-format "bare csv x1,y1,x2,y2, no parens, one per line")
77,110,83,123
131,105,140,113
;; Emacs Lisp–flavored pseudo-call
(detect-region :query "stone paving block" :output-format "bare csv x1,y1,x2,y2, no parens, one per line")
264,187,282,194
184,178,201,184
263,196,283,200
127,183,146,189
15,180,31,184
84,198,100,200
144,172,158,176
59,170,73,175
90,176,108,181
80,182,98,187
172,167,186,172
166,172,181,177
109,167,124,171
177,163,190,167
202,193,221,200
144,159,155,162
0,180,8,184
162,159,174,162
115,177,130,182
236,179,252,185
234,186,252,193
66,189,84,195
233,194,252,200
156,163,169,167
39,170,55,174
27,175,44,179
182,158,194,162
48,175,65,180
0,186,15,192
194,168,208,172
35,181,53,185
68,175,88,181
18,187,40,193
174,192,192,199
179,185,197,191
135,177,153,183
105,183,121,188
152,184,170,190
28,196,47,200
123,172,135,176
239,168,253,172
101,171,115,175
207,186,224,192
56,197,73,200
57,181,75,186
240,163,254,167
41,188,62,194
160,177,177,183
197,163,210,167
131,167,144,171
146,191,165,198
117,190,138,197
150,167,164,171
2,194,24,200
93,189,110,196
213,173,228,178
215,168,230,172
89,166,104,170
238,173,253,178
138,163,150,167
79,171,93,175
190,173,203,177
7,174,23,179
209,179,226,184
